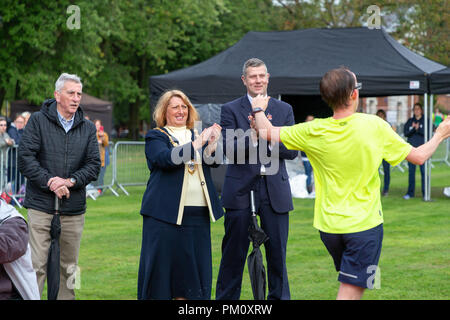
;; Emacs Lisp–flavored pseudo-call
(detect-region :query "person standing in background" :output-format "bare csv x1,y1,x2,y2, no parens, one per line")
301,115,315,195
0,117,14,158
0,199,40,300
138,89,223,300
376,109,391,196
216,58,297,300
0,117,14,192
94,119,109,194
7,114,25,146
433,107,444,131
22,112,31,127
7,114,25,193
18,73,100,299
403,103,425,200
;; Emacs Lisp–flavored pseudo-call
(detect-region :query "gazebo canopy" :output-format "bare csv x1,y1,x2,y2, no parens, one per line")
150,27,447,105
430,67,450,94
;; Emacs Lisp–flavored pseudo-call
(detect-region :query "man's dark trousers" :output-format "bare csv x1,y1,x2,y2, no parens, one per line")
216,176,290,300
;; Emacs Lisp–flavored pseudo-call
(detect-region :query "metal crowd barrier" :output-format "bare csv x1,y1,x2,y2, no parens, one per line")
112,141,148,196
0,141,151,205
2,136,448,203
0,146,27,208
431,137,450,166
87,141,119,199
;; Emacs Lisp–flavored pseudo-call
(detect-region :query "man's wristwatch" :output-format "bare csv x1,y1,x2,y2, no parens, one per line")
252,107,264,115
69,177,76,186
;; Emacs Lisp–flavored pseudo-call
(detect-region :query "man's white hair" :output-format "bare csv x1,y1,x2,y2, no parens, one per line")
55,73,82,92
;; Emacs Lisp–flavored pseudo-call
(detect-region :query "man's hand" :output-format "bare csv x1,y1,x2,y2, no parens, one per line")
47,176,74,192
251,94,270,112
435,116,450,140
250,95,281,143
54,185,70,199
406,117,450,165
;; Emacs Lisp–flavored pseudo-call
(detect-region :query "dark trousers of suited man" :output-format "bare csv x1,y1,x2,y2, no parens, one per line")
216,174,291,300
215,58,297,300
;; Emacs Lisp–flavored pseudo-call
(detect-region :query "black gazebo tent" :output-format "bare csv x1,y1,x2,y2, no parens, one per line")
150,27,449,197
150,27,446,107
430,67,450,94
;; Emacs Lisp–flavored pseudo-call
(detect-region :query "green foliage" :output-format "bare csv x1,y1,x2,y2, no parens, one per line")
1,0,448,134
273,0,381,29
0,0,107,105
387,0,449,66
274,0,449,66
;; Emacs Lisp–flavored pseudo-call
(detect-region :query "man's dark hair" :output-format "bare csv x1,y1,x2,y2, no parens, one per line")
414,102,423,111
376,109,386,117
319,67,355,110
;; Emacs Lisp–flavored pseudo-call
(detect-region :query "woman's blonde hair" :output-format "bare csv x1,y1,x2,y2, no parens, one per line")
153,90,199,129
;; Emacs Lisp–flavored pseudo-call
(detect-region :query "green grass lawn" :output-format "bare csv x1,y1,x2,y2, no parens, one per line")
27,162,449,300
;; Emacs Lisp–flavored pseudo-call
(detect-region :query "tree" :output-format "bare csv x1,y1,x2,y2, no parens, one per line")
274,0,378,30
91,0,275,138
0,0,108,111
168,0,276,69
387,0,449,66
86,0,231,138
274,0,449,66
2,0,445,136
1,0,277,136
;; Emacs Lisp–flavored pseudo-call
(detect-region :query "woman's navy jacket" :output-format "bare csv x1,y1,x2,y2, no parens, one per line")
404,116,424,147
140,128,224,225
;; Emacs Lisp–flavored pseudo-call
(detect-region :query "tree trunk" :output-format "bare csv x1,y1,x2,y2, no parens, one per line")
14,80,20,100
128,100,140,140
0,87,6,115
128,57,147,140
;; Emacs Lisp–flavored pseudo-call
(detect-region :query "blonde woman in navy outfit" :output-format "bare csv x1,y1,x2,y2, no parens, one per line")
138,90,223,300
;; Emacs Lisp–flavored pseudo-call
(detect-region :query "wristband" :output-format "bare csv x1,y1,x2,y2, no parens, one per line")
252,107,264,115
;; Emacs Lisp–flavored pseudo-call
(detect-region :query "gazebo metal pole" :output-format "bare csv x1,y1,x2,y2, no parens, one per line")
427,94,434,200
423,93,430,201
424,93,428,201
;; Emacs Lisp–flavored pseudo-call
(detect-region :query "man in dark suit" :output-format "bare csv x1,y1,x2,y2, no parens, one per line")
216,58,298,300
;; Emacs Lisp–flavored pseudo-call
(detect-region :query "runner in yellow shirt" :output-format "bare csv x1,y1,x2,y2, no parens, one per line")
250,67,450,300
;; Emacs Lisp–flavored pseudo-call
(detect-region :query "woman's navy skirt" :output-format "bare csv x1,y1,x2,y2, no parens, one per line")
138,206,212,300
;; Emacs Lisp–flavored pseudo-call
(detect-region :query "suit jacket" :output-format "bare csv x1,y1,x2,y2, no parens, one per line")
220,96,298,213
140,128,224,225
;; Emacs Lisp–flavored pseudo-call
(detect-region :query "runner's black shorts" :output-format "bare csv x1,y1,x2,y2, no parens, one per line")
319,223,383,289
